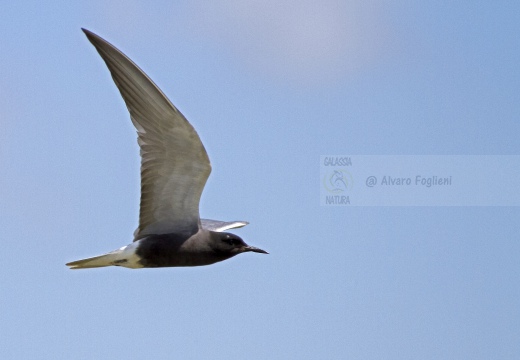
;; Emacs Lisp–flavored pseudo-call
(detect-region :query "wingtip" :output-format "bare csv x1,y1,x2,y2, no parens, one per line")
235,221,249,229
82,28,97,40
81,28,102,43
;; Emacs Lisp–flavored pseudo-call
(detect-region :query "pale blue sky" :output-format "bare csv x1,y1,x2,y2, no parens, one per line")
1,1,519,359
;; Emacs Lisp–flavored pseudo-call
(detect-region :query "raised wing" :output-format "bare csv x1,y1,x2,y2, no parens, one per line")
200,219,249,232
83,29,211,239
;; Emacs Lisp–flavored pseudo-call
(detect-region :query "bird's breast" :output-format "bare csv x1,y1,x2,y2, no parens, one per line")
135,233,227,267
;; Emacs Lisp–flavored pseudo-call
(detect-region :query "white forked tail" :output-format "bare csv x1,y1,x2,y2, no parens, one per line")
66,253,116,269
66,242,143,269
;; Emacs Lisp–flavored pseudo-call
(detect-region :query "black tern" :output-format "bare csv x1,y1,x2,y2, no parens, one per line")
66,29,267,269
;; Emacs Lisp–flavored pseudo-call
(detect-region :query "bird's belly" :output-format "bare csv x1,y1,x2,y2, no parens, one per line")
135,236,226,268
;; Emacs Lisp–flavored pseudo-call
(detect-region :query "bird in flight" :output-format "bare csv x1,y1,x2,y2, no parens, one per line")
67,29,267,269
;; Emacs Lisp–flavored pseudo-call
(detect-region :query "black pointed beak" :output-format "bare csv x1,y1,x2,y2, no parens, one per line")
244,246,269,254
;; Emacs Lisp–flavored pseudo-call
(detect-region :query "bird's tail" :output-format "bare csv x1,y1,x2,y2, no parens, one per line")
66,253,115,269
66,243,141,269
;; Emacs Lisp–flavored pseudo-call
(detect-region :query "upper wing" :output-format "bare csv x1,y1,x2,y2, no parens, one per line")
200,219,249,232
83,29,211,239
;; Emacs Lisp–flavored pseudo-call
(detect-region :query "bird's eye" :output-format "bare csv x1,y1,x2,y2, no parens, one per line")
222,238,235,246
222,235,241,246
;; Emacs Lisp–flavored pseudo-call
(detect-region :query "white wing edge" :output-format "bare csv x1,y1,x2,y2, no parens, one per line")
200,219,249,232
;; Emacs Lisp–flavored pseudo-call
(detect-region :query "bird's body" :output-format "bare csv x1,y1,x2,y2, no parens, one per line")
67,230,255,269
66,29,267,270
136,231,241,268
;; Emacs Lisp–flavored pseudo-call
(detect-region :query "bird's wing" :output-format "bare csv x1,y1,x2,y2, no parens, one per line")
83,29,211,240
200,219,249,232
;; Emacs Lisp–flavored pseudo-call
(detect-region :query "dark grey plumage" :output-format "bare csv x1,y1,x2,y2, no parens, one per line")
66,29,267,269
136,232,267,268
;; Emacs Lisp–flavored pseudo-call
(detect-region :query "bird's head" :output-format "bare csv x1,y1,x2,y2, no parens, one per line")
211,232,268,256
